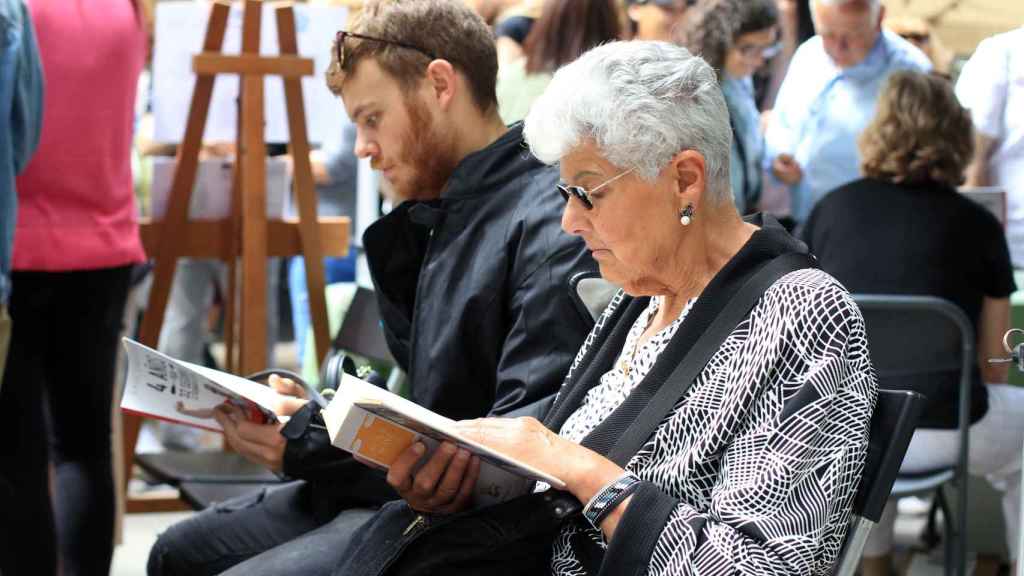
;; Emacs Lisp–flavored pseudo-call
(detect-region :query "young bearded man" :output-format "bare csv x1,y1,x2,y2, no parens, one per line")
147,2,596,575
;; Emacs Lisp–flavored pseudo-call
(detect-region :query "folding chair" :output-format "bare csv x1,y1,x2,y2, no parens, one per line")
834,389,926,576
853,294,975,576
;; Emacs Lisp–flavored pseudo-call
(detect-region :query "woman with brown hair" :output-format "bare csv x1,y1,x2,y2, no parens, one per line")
495,0,621,124
802,70,1024,575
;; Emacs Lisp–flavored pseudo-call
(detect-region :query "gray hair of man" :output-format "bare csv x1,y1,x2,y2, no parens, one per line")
523,41,733,205
811,0,882,24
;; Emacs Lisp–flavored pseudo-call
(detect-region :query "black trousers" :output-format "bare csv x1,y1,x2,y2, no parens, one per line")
0,266,132,576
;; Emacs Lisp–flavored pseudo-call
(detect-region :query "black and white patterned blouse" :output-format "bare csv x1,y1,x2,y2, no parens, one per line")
550,268,877,576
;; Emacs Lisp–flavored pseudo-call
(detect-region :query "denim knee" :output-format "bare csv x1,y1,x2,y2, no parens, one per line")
146,530,176,576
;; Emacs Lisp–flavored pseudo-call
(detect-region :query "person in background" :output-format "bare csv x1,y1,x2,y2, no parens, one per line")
624,0,692,42
466,0,524,25
957,26,1024,268
885,16,953,77
802,71,1024,576
0,0,42,573
496,0,621,124
491,0,544,66
0,0,41,394
684,0,778,214
763,0,929,224
758,0,799,110
0,1,147,574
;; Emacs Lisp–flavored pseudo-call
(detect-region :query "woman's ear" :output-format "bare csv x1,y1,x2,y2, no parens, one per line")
424,59,458,111
671,150,707,207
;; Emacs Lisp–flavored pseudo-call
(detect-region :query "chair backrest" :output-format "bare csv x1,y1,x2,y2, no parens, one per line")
852,294,975,432
569,271,619,322
833,389,926,575
331,285,393,365
854,389,926,523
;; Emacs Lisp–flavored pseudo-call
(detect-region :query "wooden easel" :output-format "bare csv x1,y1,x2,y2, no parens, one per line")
123,0,349,512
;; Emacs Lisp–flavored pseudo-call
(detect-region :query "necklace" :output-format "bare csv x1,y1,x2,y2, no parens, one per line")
619,307,657,377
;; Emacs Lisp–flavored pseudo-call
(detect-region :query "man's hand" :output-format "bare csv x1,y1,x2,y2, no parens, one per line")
267,373,308,417
213,403,287,473
384,441,481,515
772,153,803,186
210,374,308,473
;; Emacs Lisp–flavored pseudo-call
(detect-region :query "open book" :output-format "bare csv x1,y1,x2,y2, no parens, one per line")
120,338,287,432
322,373,566,507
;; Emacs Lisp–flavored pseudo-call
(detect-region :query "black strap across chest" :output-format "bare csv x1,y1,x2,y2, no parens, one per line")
545,251,816,465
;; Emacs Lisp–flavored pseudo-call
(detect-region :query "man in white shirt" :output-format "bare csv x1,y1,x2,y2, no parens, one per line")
763,0,930,223
957,26,1024,267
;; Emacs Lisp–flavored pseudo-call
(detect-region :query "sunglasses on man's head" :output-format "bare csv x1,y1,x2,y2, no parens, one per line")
557,169,634,210
334,30,437,71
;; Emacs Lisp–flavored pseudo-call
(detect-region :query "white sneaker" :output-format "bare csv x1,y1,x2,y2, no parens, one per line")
898,495,933,516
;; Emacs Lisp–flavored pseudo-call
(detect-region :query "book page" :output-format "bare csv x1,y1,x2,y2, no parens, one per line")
120,338,285,431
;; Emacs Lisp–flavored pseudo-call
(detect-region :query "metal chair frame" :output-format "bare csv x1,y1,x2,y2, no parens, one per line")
852,294,975,576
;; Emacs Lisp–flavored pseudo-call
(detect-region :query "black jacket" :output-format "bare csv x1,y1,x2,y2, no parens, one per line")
282,123,596,516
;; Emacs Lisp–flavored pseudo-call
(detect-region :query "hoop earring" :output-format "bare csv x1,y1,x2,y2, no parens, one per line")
679,203,695,226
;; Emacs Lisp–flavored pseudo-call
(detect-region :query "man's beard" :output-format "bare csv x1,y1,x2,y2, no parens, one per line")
391,95,460,202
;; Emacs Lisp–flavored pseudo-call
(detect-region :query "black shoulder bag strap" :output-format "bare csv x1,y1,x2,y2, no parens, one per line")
606,251,815,466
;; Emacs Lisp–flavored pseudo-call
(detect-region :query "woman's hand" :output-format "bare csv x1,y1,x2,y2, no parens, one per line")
385,441,481,515
454,417,625,506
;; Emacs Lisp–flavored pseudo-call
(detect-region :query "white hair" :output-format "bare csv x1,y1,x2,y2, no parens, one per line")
811,0,882,24
523,41,732,203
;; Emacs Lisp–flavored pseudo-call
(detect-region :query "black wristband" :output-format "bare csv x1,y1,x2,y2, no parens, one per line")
582,472,642,530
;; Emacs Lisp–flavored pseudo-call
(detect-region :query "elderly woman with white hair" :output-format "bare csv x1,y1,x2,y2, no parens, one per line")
337,40,877,576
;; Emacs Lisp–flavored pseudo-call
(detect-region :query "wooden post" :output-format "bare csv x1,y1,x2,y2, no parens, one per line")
277,5,331,365
238,0,268,375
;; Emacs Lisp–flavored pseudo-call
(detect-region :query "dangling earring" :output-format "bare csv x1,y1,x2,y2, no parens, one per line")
679,203,695,226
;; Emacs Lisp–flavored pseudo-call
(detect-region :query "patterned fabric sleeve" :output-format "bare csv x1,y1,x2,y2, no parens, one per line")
605,276,877,576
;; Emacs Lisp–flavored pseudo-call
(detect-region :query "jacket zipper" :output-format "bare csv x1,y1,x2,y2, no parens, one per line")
402,513,428,537
407,226,436,391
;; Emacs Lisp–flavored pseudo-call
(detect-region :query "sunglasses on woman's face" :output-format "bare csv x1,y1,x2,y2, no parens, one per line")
557,169,634,210
334,30,436,70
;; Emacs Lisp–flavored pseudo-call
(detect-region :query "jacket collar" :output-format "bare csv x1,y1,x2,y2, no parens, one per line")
441,122,536,200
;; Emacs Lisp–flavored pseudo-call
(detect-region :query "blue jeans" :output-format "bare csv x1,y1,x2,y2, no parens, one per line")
288,254,356,363
147,480,375,576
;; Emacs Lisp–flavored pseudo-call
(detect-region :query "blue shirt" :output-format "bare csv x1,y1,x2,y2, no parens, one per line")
722,75,763,214
0,0,42,304
764,29,930,222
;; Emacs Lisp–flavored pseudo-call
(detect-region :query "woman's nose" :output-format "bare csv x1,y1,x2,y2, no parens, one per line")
561,195,590,236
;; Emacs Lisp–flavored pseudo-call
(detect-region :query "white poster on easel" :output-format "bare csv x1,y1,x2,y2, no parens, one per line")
152,1,349,144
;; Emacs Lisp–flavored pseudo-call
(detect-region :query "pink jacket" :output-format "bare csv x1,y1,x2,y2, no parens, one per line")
13,0,146,271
